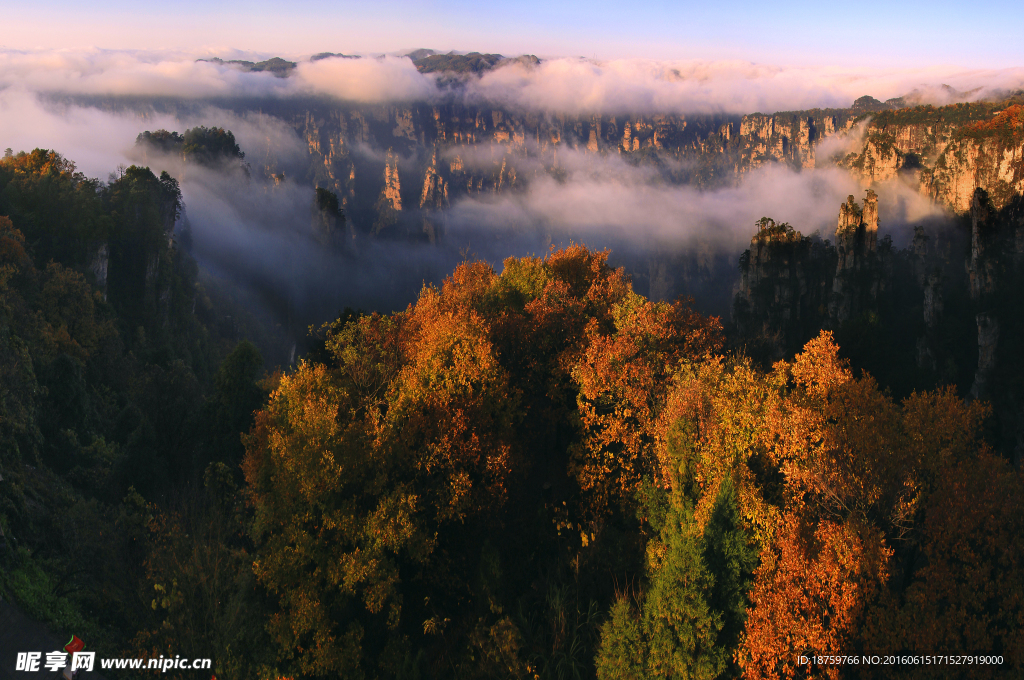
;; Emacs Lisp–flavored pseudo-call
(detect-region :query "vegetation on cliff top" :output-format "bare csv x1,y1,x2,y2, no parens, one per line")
412,52,541,75
136,126,247,168
960,104,1024,145
196,56,296,76
413,52,505,74
862,101,1000,128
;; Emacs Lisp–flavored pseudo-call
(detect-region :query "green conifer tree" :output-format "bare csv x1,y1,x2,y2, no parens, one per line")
642,500,724,679
701,478,759,678
596,478,757,679
596,598,646,680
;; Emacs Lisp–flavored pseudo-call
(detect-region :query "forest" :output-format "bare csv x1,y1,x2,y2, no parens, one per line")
0,135,1021,680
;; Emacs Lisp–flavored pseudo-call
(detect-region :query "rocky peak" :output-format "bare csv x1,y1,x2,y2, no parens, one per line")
383,149,402,211
313,187,346,249
733,218,835,359
831,190,886,323
850,95,894,114
968,188,997,301
835,190,879,265
419,149,448,211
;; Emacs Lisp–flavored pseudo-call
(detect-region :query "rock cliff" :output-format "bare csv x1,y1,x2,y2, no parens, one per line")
831,190,886,323
733,218,835,358
269,102,869,240
842,104,1024,212
734,191,892,358
733,182,1024,462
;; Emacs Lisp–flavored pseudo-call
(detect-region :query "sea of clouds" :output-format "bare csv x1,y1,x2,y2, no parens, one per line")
0,47,1000,328
2,48,1023,113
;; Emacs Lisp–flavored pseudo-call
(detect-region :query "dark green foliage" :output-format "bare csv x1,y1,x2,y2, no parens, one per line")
315,186,344,226
137,479,276,680
310,52,360,61
850,95,894,114
316,186,341,214
596,480,757,680
414,52,504,74
642,504,722,679
635,477,670,534
247,56,297,76
103,165,184,346
135,130,183,155
700,481,758,676
136,126,247,174
0,149,111,268
182,126,245,165
202,340,266,468
196,56,296,76
0,149,280,678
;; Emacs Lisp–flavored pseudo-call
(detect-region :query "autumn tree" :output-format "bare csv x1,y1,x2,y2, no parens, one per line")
244,279,522,676
571,292,723,514
734,333,991,677
861,453,1024,678
133,474,272,680
588,330,999,679
244,245,725,678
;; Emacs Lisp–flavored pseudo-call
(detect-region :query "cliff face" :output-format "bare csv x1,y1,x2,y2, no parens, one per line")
732,181,1024,462
831,190,886,324
733,218,836,359
235,97,1023,256
843,104,1024,212
244,96,1024,334
733,191,890,358
267,102,875,240
957,187,1024,462
736,111,855,172
927,107,1024,212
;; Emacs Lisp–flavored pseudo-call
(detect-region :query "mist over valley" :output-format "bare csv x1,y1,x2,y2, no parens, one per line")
5,48,1011,359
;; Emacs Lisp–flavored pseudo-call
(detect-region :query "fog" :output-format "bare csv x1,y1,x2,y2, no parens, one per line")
468,59,1024,115
3,49,1023,114
0,47,969,354
443,153,941,252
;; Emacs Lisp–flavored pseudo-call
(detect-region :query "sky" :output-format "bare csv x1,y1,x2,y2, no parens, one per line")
4,0,1023,69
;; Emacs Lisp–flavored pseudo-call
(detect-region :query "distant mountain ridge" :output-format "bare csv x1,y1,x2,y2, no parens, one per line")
196,56,297,76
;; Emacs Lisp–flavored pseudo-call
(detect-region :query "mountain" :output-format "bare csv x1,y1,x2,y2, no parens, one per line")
195,56,297,76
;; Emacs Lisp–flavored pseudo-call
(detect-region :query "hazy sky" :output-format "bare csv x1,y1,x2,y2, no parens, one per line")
4,0,1021,68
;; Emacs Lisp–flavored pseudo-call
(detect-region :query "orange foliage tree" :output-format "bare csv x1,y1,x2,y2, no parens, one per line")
862,453,1024,678
571,291,723,513
605,331,998,679
244,244,723,677
737,333,993,678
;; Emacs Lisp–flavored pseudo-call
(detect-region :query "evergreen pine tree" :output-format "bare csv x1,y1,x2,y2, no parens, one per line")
642,501,725,679
595,598,647,680
701,478,759,678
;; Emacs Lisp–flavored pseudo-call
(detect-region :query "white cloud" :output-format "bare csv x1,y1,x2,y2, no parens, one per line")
1,48,1022,114
444,148,944,252
293,56,438,103
467,58,1024,114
